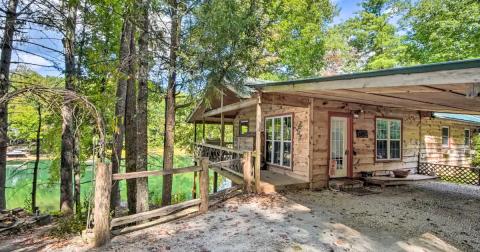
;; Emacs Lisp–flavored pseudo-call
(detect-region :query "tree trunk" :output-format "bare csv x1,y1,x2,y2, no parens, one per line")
110,14,132,212
0,0,19,210
125,25,137,214
136,0,150,214
32,105,41,212
74,131,81,214
162,0,181,207
60,0,78,215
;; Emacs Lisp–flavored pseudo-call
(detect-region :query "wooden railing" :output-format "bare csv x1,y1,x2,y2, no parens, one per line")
418,162,480,186
110,158,212,234
194,143,256,193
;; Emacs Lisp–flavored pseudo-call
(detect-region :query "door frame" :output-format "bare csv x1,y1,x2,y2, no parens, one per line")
327,112,353,178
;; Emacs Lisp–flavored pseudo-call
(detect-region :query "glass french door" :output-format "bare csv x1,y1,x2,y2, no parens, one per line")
330,116,348,177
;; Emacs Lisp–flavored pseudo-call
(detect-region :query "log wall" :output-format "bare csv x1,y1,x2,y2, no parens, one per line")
419,117,477,166
230,94,479,189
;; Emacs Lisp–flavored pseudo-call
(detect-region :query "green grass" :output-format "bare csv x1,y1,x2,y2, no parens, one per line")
5,155,230,212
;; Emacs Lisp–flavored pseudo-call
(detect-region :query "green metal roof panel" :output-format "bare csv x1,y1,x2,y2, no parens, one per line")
248,58,480,88
434,113,480,124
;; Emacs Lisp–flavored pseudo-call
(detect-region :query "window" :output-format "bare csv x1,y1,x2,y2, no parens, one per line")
464,129,470,146
265,115,292,168
239,120,249,136
442,126,449,147
376,118,401,160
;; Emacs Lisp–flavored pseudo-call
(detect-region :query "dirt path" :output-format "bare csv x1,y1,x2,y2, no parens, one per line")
2,181,479,252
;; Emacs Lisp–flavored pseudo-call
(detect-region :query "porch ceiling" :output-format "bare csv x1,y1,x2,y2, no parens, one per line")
251,59,480,114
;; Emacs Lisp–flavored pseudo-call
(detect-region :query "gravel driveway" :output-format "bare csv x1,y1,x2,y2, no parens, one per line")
4,181,479,252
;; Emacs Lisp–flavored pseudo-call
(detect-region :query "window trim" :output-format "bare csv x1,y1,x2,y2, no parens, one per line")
375,117,403,162
264,114,293,169
464,128,471,147
239,120,249,136
441,126,450,148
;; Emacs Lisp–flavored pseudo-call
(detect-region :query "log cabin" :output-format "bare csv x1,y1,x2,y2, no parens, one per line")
188,59,480,191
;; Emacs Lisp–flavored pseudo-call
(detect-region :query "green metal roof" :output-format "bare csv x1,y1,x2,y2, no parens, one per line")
434,113,480,125
248,58,480,88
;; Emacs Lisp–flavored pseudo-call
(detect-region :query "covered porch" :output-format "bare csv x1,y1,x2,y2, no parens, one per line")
188,85,309,193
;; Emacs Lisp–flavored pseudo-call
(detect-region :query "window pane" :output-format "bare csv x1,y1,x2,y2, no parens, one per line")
390,140,401,159
376,120,388,139
266,141,272,163
376,140,388,159
240,120,248,135
442,127,449,146
273,141,281,164
283,116,292,141
274,118,282,140
266,119,273,140
282,142,291,167
390,120,401,140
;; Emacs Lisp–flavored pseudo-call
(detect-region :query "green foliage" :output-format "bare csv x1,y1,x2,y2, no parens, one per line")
261,0,336,78
49,215,86,238
472,134,480,167
404,0,480,63
341,0,406,70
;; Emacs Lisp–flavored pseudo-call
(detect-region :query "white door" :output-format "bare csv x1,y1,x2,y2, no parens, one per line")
330,117,348,178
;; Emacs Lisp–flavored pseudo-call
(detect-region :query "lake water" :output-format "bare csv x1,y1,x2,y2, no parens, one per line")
5,155,231,212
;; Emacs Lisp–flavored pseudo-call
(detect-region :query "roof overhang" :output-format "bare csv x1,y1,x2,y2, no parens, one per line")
187,84,255,124
249,59,480,115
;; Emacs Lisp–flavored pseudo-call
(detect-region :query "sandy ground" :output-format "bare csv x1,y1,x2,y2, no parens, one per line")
2,181,479,252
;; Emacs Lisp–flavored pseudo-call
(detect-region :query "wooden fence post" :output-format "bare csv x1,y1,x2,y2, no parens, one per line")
199,157,209,213
93,162,112,247
242,151,253,193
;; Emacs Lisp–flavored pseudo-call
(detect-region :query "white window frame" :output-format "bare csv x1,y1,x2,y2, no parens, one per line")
442,126,450,147
464,128,471,146
265,115,292,168
376,118,402,161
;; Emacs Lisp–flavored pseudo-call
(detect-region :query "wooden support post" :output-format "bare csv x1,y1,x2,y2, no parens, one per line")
199,157,209,213
242,151,253,193
308,98,314,188
192,122,198,199
93,162,112,247
215,89,224,193
254,93,262,193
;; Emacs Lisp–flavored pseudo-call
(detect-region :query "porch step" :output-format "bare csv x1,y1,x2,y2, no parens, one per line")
329,179,364,191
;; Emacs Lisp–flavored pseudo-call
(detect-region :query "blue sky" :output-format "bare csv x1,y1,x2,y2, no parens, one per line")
333,0,362,24
13,0,364,77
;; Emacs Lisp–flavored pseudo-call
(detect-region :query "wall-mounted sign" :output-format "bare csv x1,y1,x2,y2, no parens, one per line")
356,130,368,138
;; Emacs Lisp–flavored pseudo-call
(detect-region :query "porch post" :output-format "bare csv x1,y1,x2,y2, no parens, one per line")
254,93,262,193
215,90,225,193
192,122,197,199
242,151,253,193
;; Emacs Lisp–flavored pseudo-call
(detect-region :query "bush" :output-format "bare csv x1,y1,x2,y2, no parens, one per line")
49,214,86,238
472,134,480,167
